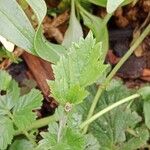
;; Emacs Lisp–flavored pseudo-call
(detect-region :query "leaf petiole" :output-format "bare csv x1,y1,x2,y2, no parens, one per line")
80,93,140,130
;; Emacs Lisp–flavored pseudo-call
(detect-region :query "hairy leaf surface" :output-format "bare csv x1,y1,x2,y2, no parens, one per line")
48,33,108,105
77,80,149,149
0,117,14,150
13,89,43,130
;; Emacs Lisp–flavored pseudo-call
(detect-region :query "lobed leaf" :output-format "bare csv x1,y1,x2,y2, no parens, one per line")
13,89,43,130
48,32,108,105
0,117,14,150
76,80,148,149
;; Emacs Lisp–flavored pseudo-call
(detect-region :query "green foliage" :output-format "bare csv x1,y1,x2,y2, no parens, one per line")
62,0,83,48
138,86,150,129
37,107,85,150
0,70,43,149
48,33,108,105
88,0,133,8
78,3,109,57
0,0,66,64
0,47,20,62
0,117,14,150
76,80,149,149
9,138,33,150
107,0,125,14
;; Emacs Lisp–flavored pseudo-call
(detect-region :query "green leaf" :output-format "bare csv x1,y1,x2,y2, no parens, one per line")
62,0,83,48
107,0,125,14
88,0,133,7
138,86,150,101
0,117,14,150
84,134,100,150
48,32,108,105
143,101,150,129
27,0,66,63
88,0,106,7
79,6,108,56
0,0,66,63
9,138,34,150
77,80,146,149
37,124,85,150
0,0,35,54
26,0,46,23
121,127,149,150
13,89,43,129
0,70,11,91
0,74,19,115
34,26,66,64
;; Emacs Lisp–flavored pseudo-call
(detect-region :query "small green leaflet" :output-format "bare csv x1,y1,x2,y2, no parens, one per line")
0,70,43,149
13,89,43,130
0,70,11,90
62,0,83,48
0,117,14,150
48,32,108,105
36,106,85,150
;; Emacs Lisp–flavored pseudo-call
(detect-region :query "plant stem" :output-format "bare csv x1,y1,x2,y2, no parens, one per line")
83,23,150,133
15,115,55,135
80,93,140,129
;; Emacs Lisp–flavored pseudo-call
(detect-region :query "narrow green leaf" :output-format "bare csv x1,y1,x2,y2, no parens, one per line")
62,0,83,48
143,101,150,129
0,0,35,54
26,0,46,23
88,0,106,7
27,0,66,63
0,117,14,150
107,0,125,14
88,0,133,7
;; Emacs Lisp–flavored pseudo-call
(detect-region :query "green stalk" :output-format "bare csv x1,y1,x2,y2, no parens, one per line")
83,23,150,133
80,94,140,129
15,115,55,135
